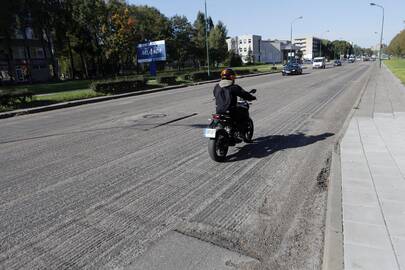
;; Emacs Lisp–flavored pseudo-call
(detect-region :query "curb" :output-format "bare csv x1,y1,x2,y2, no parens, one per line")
322,62,375,270
322,149,343,270
0,71,280,120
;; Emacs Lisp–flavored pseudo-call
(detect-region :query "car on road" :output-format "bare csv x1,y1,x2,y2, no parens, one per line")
348,57,355,63
312,57,326,69
282,62,303,76
334,60,342,66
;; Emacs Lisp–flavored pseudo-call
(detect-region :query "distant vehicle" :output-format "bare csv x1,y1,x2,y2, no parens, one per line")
363,57,370,61
348,57,355,63
334,60,342,66
312,57,326,69
303,59,312,64
282,62,303,75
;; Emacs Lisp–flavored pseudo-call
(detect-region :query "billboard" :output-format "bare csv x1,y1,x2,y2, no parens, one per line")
137,40,166,63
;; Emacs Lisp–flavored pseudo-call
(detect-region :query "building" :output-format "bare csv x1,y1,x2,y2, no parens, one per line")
227,35,261,63
0,27,53,84
293,36,322,60
226,34,299,64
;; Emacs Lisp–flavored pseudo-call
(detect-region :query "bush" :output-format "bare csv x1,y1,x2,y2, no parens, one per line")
90,78,146,94
234,69,251,75
190,71,221,81
179,74,191,81
156,75,177,85
224,52,243,67
0,88,33,106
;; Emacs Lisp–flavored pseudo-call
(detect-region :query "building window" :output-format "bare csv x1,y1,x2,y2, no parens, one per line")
30,48,45,59
14,29,24,39
239,48,242,52
239,40,242,44
13,47,26,59
244,39,246,44
244,48,247,52
248,39,252,43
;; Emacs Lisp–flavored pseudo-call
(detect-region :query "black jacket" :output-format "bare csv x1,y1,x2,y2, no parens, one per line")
213,81,256,113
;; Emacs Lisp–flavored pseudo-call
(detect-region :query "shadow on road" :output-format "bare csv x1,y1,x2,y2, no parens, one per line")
226,132,334,162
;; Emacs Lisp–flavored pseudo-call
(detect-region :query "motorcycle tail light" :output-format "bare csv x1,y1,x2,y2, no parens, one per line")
212,114,221,120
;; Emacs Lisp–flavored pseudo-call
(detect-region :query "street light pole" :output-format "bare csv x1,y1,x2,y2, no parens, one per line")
370,3,384,68
205,0,210,76
290,16,303,62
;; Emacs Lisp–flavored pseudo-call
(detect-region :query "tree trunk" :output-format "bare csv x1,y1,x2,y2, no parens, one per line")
45,28,58,80
79,52,88,79
22,26,33,83
67,36,76,79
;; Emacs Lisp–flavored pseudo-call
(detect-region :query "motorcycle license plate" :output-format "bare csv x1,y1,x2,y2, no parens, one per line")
204,128,216,138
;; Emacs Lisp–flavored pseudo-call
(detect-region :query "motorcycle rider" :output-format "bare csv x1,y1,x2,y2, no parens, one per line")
213,68,256,142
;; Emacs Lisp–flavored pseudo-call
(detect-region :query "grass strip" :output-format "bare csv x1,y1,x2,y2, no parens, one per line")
384,58,405,84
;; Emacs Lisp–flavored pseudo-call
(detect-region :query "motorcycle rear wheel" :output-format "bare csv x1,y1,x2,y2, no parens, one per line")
208,130,229,162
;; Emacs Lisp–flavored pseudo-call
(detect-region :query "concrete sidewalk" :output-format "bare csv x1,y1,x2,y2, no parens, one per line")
341,64,405,270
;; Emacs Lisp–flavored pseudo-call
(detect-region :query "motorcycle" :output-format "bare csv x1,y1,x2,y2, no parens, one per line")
204,89,257,162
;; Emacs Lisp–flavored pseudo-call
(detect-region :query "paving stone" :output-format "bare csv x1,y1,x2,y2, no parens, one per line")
343,204,385,226
344,221,392,249
342,190,379,208
344,243,398,270
392,237,405,270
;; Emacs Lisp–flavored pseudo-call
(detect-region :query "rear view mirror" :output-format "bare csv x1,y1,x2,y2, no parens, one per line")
250,89,257,94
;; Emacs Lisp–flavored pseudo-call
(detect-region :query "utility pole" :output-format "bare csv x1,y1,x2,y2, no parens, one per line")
290,16,303,62
205,0,210,76
370,3,384,68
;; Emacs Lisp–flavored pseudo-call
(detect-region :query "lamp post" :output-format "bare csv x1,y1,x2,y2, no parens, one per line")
370,2,384,68
319,30,330,57
205,0,210,76
290,16,303,62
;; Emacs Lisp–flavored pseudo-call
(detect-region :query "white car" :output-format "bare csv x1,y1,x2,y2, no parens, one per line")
312,57,326,69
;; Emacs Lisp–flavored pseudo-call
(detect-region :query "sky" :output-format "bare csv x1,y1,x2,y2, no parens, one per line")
128,0,405,48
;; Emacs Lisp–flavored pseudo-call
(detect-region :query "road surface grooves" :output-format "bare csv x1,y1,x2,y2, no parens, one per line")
0,63,373,269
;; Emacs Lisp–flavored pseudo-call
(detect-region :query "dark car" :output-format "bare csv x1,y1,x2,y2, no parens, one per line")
334,60,342,66
282,63,302,76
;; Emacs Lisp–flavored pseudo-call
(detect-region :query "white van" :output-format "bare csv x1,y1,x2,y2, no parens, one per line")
312,57,326,69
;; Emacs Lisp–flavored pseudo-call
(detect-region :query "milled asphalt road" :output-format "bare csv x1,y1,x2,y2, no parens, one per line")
0,61,374,269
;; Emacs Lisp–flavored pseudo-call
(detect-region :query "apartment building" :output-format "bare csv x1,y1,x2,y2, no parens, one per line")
0,27,52,84
293,36,322,59
227,35,298,64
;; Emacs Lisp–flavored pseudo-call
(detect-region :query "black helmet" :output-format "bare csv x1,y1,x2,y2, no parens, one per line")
220,68,236,80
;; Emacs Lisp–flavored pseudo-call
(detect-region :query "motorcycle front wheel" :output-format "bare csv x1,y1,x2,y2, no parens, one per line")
208,129,229,162
244,118,254,142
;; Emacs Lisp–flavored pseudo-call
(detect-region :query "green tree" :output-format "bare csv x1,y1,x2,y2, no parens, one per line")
0,0,23,81
102,7,137,74
168,15,194,69
331,40,353,58
208,21,228,67
224,52,242,67
192,11,213,68
387,31,405,57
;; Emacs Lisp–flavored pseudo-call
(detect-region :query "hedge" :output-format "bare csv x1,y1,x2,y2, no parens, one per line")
156,75,177,84
190,71,221,81
0,88,33,106
90,78,146,94
234,69,251,75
